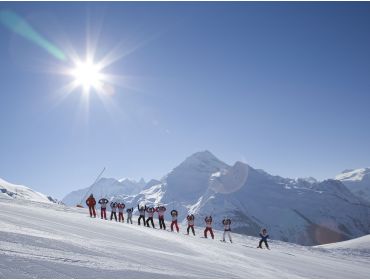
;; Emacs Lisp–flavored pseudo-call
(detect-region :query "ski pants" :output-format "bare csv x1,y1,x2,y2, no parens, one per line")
127,216,132,224
223,230,232,242
146,217,155,228
88,206,96,217
110,211,117,221
204,227,214,239
187,225,195,236
258,239,269,249
159,217,166,230
171,220,179,232
138,215,145,225
101,208,106,219
119,212,124,222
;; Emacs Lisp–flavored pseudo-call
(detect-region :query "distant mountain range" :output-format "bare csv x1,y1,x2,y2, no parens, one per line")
336,168,370,203
61,151,370,246
62,177,146,206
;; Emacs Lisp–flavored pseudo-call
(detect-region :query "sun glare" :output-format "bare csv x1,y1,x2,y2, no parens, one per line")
71,60,103,94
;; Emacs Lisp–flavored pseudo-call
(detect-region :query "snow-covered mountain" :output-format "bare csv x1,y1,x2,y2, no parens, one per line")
130,151,370,246
0,177,53,204
62,177,146,206
335,168,370,202
1,197,370,278
62,151,370,246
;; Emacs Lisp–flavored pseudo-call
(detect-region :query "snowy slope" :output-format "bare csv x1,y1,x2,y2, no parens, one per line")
318,234,370,258
62,177,146,206
320,234,370,251
0,197,370,278
336,168,370,202
0,177,52,204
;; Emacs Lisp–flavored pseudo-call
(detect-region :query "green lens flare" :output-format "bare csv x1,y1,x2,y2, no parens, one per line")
0,10,66,61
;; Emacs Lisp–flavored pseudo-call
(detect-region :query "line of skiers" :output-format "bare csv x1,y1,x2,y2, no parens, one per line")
86,194,270,248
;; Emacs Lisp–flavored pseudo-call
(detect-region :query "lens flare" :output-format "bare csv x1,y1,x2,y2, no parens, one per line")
0,10,66,61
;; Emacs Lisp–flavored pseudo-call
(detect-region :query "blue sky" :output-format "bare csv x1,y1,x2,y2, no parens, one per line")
1,2,370,199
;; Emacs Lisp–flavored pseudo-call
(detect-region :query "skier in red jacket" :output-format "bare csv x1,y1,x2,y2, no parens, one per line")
85,194,96,218
117,203,125,222
204,216,214,239
146,207,156,228
186,214,195,236
156,206,167,230
170,210,179,232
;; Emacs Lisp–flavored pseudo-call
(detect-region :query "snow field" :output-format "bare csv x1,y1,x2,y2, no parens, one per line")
0,198,370,278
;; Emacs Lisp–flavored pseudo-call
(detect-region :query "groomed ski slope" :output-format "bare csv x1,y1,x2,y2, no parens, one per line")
0,198,369,278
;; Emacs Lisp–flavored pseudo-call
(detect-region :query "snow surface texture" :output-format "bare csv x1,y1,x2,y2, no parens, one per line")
0,177,52,204
1,197,369,279
63,151,370,246
336,168,370,203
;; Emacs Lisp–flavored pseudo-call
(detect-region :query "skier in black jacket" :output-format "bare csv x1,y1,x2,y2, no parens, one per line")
137,204,147,226
257,228,270,249
110,202,118,221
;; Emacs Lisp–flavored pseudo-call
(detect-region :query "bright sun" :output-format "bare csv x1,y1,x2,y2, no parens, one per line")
71,59,104,94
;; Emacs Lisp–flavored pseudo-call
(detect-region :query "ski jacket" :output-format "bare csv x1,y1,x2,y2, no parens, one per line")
110,202,117,212
157,206,166,218
98,198,109,209
138,205,147,216
146,207,156,218
259,233,269,242
205,216,212,228
187,215,195,226
86,196,96,207
171,210,178,221
117,203,125,213
222,219,231,231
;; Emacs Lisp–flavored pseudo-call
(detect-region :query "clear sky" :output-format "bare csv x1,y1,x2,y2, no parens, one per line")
1,2,370,199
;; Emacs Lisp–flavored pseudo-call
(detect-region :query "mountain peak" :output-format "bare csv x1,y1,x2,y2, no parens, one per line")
336,167,370,182
189,150,218,160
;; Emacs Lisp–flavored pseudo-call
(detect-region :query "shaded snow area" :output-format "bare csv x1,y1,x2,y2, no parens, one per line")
0,198,370,278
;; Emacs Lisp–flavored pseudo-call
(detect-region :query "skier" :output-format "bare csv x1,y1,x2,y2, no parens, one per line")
126,207,133,224
98,197,109,220
156,206,167,230
137,204,147,226
222,218,232,243
146,207,156,228
85,194,96,218
110,201,118,221
170,210,179,232
257,228,270,249
118,202,125,223
186,214,195,236
204,216,214,239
